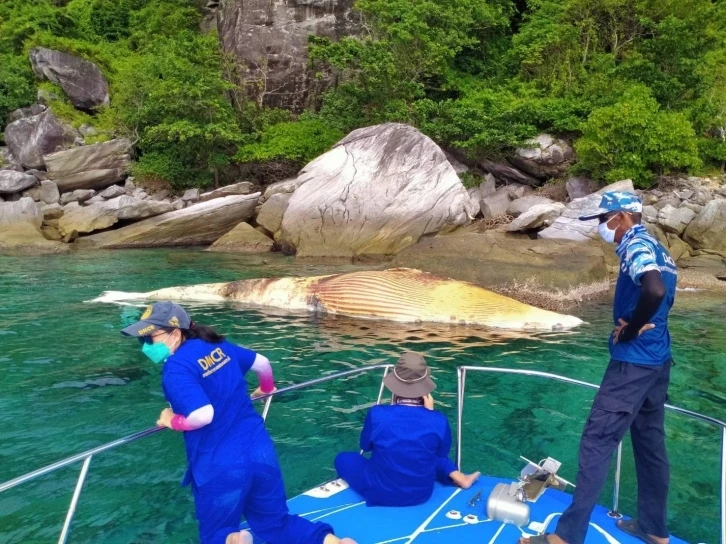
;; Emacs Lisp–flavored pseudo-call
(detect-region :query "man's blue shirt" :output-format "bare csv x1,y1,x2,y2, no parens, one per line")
610,225,677,365
162,339,262,487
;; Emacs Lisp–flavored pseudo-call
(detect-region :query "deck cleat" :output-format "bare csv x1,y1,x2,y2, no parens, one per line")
445,510,462,520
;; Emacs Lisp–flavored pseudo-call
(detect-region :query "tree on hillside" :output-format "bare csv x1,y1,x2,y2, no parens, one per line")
575,86,701,186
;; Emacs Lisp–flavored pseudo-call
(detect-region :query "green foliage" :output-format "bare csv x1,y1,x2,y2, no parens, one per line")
459,171,483,189
236,118,343,164
2,0,726,186
575,87,701,187
0,0,235,189
311,0,726,180
113,30,241,189
39,82,116,143
0,54,36,124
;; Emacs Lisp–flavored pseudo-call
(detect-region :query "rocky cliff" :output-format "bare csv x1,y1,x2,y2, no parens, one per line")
217,0,360,111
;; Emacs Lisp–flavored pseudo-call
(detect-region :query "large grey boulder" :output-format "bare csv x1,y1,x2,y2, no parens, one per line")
0,197,42,228
4,110,77,169
0,221,69,254
44,139,132,192
29,48,109,111
656,204,696,235
506,195,554,217
566,177,595,200
506,203,565,232
110,197,175,221
81,193,261,248
596,179,634,194
256,192,290,235
538,179,636,241
466,188,481,218
218,0,360,111
665,233,692,262
0,147,23,172
7,104,47,124
99,184,126,199
207,222,274,253
58,196,178,236
509,134,574,179
538,194,602,241
480,188,511,219
260,177,301,203
200,181,256,202
0,197,67,253
181,188,200,203
58,204,118,236
653,193,682,210
278,124,473,258
0,171,38,194
478,159,541,186
22,180,60,204
60,189,95,205
42,203,64,220
683,200,726,252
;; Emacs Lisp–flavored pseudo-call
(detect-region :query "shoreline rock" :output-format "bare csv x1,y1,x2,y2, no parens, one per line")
79,193,261,248
278,123,474,259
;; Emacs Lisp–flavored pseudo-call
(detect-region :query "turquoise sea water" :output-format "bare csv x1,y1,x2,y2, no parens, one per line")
0,249,724,543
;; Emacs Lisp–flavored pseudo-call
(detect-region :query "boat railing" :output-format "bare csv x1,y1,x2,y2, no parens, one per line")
456,366,726,544
3,364,725,543
0,364,392,544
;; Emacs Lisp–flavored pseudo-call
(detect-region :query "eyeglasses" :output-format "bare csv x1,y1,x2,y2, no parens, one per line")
598,213,617,224
138,331,168,345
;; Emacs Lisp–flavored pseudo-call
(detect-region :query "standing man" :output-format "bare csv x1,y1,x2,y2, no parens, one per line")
520,192,677,544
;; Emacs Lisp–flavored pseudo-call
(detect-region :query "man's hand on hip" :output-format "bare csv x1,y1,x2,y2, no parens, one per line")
612,318,655,344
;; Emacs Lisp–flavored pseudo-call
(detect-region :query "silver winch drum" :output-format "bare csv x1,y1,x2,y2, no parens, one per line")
486,482,530,527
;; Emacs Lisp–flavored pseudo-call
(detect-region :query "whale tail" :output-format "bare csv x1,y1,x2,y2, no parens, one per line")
87,290,149,305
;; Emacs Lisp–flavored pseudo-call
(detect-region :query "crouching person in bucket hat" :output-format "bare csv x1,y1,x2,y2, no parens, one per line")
334,352,480,507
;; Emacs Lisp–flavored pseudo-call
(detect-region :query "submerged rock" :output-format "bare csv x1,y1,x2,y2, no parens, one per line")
207,222,274,253
393,231,610,291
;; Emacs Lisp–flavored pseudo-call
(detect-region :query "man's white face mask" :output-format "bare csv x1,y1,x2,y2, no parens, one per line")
598,214,620,244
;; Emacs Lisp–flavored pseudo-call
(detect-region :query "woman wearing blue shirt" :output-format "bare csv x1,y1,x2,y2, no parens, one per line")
334,352,479,507
122,301,357,544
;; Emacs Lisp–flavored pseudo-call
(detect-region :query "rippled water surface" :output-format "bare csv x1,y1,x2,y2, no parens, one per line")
0,250,724,543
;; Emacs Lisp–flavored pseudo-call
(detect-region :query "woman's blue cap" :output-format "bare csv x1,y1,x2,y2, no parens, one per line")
120,301,191,337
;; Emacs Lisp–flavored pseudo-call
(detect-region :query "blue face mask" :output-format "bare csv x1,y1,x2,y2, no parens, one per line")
141,336,172,364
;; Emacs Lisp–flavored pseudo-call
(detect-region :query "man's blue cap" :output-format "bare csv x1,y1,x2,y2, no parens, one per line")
120,301,191,337
578,191,643,221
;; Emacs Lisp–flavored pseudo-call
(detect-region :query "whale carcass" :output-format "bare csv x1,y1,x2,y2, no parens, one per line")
92,268,583,331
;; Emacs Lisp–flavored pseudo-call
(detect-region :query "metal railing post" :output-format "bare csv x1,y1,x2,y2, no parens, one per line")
457,367,466,469
721,427,726,544
608,442,623,518
375,366,390,406
58,455,92,544
261,395,273,421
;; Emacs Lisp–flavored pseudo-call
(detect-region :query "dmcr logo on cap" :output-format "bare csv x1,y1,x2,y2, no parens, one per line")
141,306,153,320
